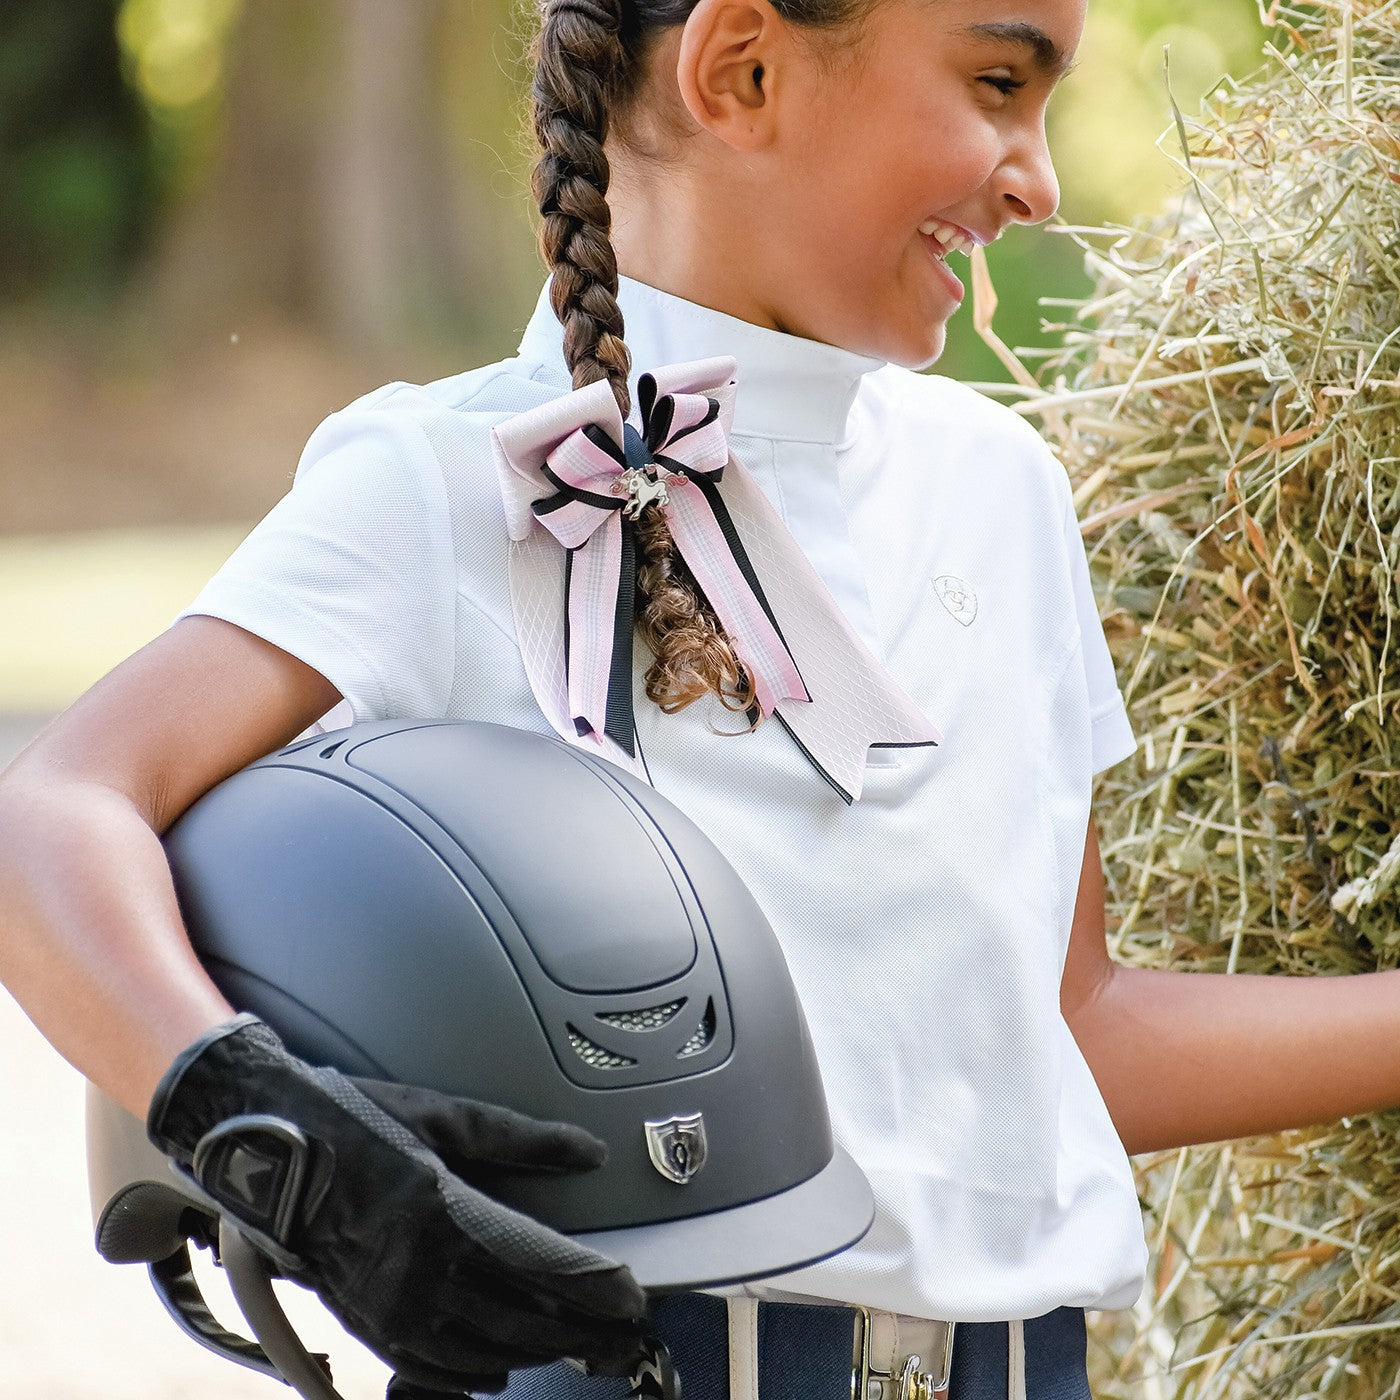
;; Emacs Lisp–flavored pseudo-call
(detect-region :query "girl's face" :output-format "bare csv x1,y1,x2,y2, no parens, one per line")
612,0,1087,370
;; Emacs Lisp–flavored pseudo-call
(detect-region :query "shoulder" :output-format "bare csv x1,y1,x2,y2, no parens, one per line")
860,363,1073,516
292,355,572,512
341,355,569,423
312,355,568,450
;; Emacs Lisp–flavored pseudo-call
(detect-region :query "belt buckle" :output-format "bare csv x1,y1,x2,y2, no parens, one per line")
852,1307,955,1400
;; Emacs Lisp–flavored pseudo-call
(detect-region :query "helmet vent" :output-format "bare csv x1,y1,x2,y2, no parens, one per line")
596,1000,686,1033
677,998,717,1058
566,1025,637,1069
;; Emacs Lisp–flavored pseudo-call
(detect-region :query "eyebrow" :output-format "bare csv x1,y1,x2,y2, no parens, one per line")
955,21,1078,81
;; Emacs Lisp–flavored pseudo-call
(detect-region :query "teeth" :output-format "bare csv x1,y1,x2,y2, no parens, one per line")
918,219,974,255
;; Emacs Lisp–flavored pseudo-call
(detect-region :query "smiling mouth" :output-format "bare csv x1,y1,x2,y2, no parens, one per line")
918,224,968,304
918,218,977,258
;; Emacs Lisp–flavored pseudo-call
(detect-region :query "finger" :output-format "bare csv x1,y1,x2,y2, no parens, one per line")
351,1078,608,1175
514,1257,649,1324
440,1178,644,1311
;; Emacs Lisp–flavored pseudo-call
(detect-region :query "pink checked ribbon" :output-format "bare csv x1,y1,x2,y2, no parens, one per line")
491,356,942,802
526,369,809,754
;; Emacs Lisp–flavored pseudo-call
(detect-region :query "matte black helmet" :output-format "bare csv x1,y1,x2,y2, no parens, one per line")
87,720,873,1392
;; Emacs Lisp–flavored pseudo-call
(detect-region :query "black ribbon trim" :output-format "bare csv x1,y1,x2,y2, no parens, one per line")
537,423,651,760
606,520,639,753
562,547,576,725
633,395,809,703
621,422,653,476
531,493,575,518
636,374,665,443
773,712,855,806
536,460,622,516
665,396,721,446
665,463,811,705
636,374,721,455
583,422,629,467
561,525,640,758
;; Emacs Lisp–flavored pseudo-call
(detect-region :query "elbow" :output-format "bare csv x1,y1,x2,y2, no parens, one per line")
1061,946,1116,1038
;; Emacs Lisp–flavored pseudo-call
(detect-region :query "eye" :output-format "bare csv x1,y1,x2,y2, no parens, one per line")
979,74,1025,97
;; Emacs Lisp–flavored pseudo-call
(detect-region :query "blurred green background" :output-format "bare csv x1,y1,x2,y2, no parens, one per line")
0,0,1269,709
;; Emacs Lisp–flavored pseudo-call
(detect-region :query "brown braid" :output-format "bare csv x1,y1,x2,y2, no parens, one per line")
527,0,874,720
529,0,634,415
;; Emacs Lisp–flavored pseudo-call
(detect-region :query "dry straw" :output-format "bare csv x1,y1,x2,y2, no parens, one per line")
977,1,1400,1394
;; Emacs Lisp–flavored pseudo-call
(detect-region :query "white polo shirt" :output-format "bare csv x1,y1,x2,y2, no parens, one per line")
177,273,1148,1323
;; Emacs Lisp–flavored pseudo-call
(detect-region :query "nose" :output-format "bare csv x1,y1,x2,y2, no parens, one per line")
998,119,1061,227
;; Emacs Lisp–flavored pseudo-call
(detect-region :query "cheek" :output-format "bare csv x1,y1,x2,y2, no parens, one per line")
899,116,999,198
850,109,997,224
775,83,996,262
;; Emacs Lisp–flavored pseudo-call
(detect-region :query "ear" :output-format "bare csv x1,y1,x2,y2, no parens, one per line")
674,0,786,151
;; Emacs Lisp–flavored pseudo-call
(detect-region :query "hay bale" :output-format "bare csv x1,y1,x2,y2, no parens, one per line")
981,2,1400,1393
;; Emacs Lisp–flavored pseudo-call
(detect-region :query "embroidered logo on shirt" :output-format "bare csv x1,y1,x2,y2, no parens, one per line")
933,574,978,627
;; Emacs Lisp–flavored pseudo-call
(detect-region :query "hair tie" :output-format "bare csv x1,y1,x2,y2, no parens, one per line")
548,0,621,31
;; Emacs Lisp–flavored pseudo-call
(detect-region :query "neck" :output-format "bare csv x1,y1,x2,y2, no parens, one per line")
516,269,888,446
607,150,791,335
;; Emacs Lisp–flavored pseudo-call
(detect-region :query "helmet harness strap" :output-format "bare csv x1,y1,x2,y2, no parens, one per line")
221,1222,345,1399
151,1208,675,1400
147,1237,299,1385
628,1332,682,1400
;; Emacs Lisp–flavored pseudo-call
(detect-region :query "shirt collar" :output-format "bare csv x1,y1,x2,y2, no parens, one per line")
515,273,887,447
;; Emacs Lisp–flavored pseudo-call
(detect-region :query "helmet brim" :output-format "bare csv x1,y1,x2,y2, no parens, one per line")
572,1144,874,1292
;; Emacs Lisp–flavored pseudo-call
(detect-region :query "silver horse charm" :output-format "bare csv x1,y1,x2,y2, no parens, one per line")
617,466,670,520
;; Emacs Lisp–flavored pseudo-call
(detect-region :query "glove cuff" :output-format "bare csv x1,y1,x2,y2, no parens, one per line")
147,1012,288,1161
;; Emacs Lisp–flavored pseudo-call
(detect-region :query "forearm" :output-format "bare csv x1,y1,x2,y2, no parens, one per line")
0,774,233,1120
1068,961,1400,1156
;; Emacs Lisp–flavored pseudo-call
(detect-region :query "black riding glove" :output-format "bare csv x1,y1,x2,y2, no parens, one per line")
147,1014,647,1393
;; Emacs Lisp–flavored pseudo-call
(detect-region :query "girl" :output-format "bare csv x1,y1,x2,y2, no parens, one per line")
7,0,1399,1396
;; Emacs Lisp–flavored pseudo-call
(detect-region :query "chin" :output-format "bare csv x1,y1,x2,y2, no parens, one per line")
886,325,948,373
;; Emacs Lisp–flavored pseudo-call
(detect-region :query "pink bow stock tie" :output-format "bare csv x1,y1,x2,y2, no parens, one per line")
490,356,942,803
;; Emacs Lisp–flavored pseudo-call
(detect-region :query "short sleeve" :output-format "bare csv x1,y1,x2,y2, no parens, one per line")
175,403,458,724
1061,493,1137,776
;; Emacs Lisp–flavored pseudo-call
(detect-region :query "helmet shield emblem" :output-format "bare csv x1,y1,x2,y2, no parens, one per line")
645,1113,708,1184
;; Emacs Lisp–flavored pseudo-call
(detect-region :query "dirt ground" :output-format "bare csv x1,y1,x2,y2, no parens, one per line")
0,715,392,1399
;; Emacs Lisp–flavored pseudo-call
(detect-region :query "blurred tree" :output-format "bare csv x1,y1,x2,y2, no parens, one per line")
0,1,156,307
131,0,532,360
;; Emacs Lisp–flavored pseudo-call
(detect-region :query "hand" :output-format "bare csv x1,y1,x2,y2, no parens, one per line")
147,1014,647,1393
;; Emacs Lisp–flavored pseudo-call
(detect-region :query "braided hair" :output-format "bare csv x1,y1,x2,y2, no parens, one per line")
527,0,873,719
